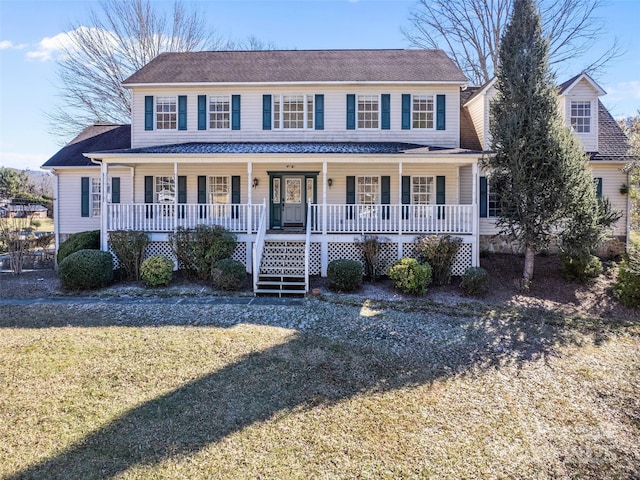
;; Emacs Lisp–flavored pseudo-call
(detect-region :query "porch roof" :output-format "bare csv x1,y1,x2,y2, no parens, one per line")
88,142,482,156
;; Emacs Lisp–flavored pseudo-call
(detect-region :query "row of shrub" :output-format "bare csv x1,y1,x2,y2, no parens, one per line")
56,226,247,291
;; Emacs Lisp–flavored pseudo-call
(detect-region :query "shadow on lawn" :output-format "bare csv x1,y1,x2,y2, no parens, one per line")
6,302,612,479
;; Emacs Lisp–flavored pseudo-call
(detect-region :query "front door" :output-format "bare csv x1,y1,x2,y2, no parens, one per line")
283,176,304,226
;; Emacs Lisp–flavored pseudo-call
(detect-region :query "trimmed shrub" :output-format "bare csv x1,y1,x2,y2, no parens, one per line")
414,235,461,286
560,254,603,283
613,249,640,308
58,249,113,290
327,259,363,292
387,258,432,295
57,230,100,264
212,258,247,291
460,266,489,295
171,225,237,280
140,254,174,287
109,230,149,281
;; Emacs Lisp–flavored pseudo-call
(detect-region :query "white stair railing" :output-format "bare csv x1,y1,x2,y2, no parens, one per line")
252,199,267,292
304,202,312,293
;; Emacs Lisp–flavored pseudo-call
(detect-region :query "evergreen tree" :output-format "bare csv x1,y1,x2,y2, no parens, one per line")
487,0,618,290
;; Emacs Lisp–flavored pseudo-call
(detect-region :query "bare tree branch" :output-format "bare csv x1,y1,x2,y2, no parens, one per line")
403,0,622,85
47,0,226,141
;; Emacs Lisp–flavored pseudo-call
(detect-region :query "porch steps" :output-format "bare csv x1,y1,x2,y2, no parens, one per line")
255,241,307,297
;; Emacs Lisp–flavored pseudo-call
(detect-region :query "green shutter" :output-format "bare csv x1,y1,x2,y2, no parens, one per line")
177,175,187,219
144,176,153,219
436,176,446,219
346,94,356,130
381,175,390,219
381,94,390,130
198,175,207,219
401,94,411,130
401,175,410,219
111,177,120,204
436,94,446,130
263,94,272,130
346,176,355,220
198,95,206,130
595,177,603,198
178,176,187,203
479,176,488,218
144,96,154,131
144,176,154,203
231,95,241,130
231,175,241,219
315,94,324,130
81,177,90,217
178,95,187,130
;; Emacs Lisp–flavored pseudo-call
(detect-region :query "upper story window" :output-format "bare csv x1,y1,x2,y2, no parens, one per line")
358,95,379,129
156,97,177,130
273,94,314,129
570,101,591,133
209,96,230,129
412,96,434,129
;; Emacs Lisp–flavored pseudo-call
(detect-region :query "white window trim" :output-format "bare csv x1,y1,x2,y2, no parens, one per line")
487,180,499,218
356,175,380,218
412,94,435,130
570,100,591,134
156,96,178,131
209,95,231,130
273,94,314,130
357,94,381,130
90,177,101,217
154,176,175,204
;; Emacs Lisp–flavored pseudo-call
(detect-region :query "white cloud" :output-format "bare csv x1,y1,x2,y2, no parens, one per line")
0,151,50,171
26,31,76,61
0,40,28,50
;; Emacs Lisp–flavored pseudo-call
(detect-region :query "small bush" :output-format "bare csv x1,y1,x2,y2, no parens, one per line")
460,266,489,295
57,230,100,264
212,258,247,291
327,259,363,292
387,258,432,295
560,254,603,283
109,230,149,281
171,225,237,280
140,254,174,287
58,249,113,290
613,250,640,308
414,235,461,286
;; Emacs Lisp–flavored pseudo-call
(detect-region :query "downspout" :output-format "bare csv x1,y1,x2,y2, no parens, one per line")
52,169,60,264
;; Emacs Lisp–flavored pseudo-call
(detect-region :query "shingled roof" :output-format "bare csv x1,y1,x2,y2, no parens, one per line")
123,49,468,85
42,124,131,168
590,100,635,161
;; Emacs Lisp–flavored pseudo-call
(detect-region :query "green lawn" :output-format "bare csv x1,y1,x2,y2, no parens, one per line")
1,302,639,479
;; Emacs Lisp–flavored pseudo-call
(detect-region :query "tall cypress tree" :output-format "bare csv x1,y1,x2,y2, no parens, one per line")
488,0,617,290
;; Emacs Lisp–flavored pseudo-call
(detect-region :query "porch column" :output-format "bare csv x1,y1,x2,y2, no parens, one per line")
101,160,108,252
321,161,328,276
397,161,403,259
472,160,479,267
247,162,253,234
174,162,178,234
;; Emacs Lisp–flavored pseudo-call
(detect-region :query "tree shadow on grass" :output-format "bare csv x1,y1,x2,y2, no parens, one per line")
4,300,624,479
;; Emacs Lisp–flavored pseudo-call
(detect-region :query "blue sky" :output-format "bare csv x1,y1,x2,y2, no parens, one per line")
1,0,639,171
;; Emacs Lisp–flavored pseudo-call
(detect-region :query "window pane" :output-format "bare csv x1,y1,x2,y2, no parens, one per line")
156,97,177,130
155,176,175,203
357,96,379,128
209,96,230,129
570,101,591,133
412,95,434,129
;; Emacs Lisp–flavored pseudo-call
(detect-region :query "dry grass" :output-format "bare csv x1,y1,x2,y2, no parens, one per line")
1,303,639,480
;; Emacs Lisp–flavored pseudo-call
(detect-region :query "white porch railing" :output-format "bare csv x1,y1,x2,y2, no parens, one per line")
304,202,312,293
252,199,267,291
310,204,474,235
107,203,263,233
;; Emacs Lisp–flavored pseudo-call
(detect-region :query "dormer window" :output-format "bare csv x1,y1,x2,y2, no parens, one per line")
156,97,177,130
570,101,591,133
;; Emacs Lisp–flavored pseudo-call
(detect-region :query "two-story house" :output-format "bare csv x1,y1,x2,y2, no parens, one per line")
42,49,633,294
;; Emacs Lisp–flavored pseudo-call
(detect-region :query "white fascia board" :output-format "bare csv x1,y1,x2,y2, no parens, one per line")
560,73,607,96
123,80,469,89
88,153,479,165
